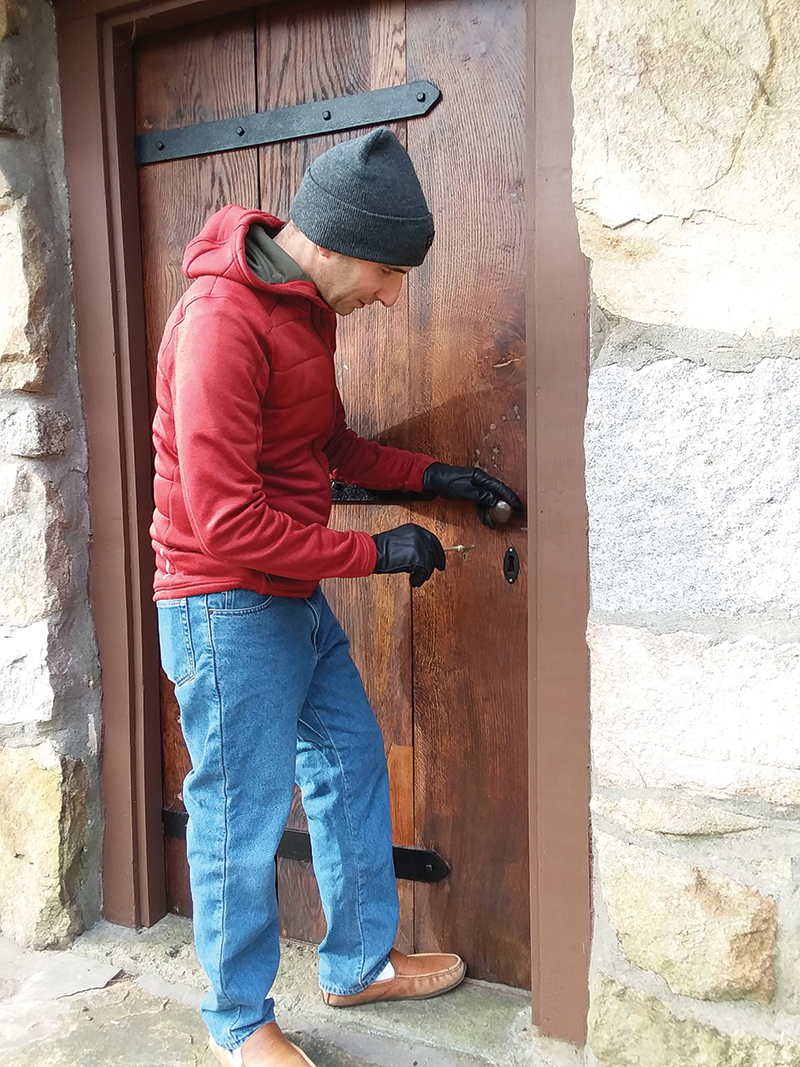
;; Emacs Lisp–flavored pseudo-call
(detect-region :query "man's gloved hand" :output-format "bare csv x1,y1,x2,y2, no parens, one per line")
372,524,446,588
422,463,524,529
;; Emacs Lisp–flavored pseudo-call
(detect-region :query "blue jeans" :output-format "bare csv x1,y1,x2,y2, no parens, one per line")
157,588,399,1050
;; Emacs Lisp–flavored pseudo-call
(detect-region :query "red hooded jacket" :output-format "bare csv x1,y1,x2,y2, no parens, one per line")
151,205,435,600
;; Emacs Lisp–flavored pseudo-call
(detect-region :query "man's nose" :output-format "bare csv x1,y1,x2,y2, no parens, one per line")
377,274,405,308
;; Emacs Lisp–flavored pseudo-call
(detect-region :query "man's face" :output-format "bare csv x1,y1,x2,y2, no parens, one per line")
313,249,412,316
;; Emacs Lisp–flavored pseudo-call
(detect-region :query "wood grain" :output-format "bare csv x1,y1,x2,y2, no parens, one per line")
277,788,327,944
160,670,189,811
135,10,259,915
135,12,260,419
164,837,193,916
257,0,413,449
406,0,530,987
257,0,376,220
325,503,415,951
258,1,418,950
160,670,192,916
277,502,416,948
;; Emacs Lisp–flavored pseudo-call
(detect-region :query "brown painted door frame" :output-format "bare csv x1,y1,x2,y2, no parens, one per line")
55,0,591,1043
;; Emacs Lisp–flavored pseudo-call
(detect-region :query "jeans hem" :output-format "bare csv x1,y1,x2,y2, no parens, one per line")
319,952,393,996
210,1009,277,1051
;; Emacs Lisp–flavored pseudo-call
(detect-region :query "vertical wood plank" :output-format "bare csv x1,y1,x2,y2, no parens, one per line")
277,788,328,944
324,503,415,953
135,12,260,410
134,10,259,915
279,501,416,951
160,673,193,914
257,0,411,448
258,0,416,950
406,0,530,987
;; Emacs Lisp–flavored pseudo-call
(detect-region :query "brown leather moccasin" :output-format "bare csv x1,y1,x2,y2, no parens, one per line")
321,948,466,1007
208,1022,316,1066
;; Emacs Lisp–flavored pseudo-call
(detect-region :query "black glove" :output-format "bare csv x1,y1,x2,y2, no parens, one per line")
372,524,446,588
422,463,524,528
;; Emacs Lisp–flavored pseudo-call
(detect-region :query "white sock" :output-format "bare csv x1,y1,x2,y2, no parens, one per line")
230,1048,243,1066
374,959,395,983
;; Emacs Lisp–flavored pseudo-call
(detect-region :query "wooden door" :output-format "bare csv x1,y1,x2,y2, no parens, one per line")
135,0,528,988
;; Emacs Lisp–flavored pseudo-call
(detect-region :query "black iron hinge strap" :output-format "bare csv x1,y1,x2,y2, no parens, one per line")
162,809,449,884
136,81,440,166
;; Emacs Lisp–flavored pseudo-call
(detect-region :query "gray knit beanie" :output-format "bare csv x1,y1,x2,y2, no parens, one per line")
289,128,434,267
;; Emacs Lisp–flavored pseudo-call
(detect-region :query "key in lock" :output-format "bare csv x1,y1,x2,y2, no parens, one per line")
443,543,475,562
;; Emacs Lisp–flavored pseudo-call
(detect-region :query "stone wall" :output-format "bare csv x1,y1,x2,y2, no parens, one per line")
0,0,101,947
574,0,800,1063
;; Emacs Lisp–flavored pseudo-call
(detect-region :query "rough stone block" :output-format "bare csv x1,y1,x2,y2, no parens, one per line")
573,0,800,336
775,885,800,1016
596,832,776,1002
0,462,69,625
0,200,48,391
0,52,27,136
0,743,88,948
0,0,18,39
0,407,69,457
586,358,800,618
591,796,762,837
0,621,54,725
589,974,800,1067
590,624,800,804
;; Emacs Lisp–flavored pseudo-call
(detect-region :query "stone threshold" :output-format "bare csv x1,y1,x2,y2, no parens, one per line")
60,915,585,1067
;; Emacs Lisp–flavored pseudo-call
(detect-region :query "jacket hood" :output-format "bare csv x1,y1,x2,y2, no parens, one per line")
182,205,325,304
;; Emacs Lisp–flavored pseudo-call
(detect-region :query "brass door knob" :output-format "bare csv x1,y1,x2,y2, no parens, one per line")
489,500,513,524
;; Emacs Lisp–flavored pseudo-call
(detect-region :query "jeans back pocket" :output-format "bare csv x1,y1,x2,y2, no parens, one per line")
157,599,196,686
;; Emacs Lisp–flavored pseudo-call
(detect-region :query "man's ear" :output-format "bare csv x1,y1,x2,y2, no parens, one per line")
316,245,334,259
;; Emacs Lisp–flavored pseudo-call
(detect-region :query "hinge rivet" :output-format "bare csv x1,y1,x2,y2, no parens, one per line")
416,92,426,102
236,126,245,136
322,110,332,120
156,141,165,151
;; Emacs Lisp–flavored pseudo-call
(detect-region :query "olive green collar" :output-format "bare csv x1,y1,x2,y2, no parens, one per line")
245,223,310,285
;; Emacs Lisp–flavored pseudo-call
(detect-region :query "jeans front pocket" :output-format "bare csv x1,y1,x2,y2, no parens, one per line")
207,589,274,616
157,599,196,686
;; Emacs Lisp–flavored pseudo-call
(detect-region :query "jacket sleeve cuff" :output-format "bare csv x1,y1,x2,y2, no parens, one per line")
359,531,378,574
416,456,441,492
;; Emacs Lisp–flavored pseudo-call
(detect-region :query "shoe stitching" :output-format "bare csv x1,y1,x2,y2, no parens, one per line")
328,965,464,998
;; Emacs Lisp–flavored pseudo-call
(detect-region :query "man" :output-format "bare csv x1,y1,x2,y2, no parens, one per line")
152,128,522,1067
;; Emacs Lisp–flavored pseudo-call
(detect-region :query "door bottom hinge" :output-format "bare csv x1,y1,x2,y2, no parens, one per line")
163,810,450,883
